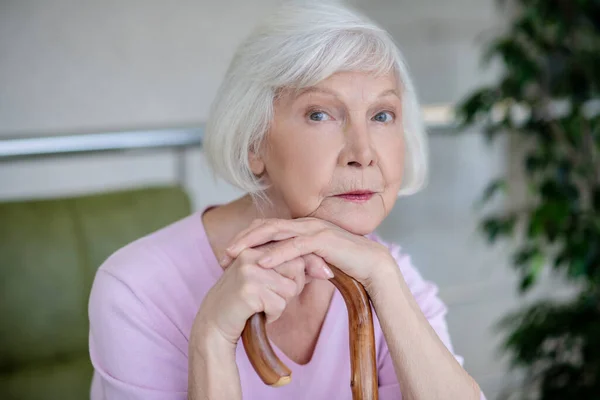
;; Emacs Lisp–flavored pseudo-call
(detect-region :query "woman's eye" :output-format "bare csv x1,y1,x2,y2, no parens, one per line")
308,111,330,121
373,111,394,123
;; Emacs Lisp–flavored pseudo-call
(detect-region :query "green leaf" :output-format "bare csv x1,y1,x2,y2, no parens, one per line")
484,38,541,81
476,179,507,208
514,247,546,293
525,153,547,174
527,209,545,239
569,258,587,278
455,88,499,129
513,245,538,268
467,0,600,394
554,249,569,269
519,273,536,292
481,215,515,244
532,252,546,276
593,187,600,211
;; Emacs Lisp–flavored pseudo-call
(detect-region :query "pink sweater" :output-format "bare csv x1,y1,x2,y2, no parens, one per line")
88,207,484,399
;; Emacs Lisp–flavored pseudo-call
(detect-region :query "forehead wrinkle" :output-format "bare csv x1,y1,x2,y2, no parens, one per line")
293,86,400,108
293,86,340,101
281,73,402,111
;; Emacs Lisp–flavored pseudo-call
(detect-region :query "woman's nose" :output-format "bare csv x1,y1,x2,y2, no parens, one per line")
339,123,377,167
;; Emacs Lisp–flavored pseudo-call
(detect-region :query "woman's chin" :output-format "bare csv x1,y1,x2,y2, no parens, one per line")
340,223,378,236
324,213,381,236
326,201,385,234
292,196,387,234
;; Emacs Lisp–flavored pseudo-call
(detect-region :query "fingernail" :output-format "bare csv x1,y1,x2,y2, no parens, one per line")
323,265,334,279
219,255,230,266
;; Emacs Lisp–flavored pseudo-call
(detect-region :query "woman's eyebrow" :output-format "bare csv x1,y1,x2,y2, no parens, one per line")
379,88,401,99
294,87,400,100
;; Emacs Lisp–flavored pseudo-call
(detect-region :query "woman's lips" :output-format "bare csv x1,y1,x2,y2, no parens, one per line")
334,191,375,202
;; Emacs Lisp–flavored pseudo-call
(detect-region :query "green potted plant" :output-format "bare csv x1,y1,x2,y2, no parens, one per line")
456,0,600,398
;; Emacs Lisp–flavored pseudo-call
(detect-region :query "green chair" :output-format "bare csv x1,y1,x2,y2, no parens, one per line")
0,186,192,400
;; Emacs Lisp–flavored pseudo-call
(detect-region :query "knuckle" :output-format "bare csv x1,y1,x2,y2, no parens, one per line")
289,261,306,280
292,258,306,274
267,218,281,229
283,279,299,299
238,262,255,278
270,218,288,230
273,296,286,313
239,280,255,298
249,297,264,315
272,274,295,299
300,254,314,269
315,229,332,240
240,285,262,313
293,274,305,295
309,218,324,229
258,248,272,261
292,236,306,251
237,249,254,264
273,262,290,277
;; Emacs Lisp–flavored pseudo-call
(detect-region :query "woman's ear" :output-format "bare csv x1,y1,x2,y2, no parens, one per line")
248,149,266,177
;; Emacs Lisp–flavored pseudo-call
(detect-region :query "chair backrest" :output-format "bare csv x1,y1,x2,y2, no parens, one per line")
0,186,192,400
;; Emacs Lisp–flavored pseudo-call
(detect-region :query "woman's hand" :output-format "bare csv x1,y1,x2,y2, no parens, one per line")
193,244,333,347
220,217,397,292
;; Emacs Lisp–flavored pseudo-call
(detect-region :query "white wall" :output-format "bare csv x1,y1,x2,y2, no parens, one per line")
0,1,561,397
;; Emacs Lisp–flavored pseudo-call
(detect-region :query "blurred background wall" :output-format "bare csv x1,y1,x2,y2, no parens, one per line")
0,1,571,398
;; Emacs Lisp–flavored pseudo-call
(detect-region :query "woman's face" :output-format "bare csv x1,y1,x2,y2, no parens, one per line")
251,71,405,235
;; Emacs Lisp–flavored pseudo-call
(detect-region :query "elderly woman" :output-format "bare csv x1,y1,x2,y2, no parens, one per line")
89,2,485,399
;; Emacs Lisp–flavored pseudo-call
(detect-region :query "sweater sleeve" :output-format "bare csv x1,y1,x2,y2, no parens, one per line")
88,269,188,400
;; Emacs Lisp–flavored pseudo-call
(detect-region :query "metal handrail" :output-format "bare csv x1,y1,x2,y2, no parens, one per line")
0,105,457,161
0,128,203,160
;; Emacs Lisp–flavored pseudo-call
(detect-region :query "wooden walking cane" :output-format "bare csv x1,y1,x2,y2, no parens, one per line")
242,263,379,400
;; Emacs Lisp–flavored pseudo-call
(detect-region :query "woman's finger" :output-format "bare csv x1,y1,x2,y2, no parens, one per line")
263,253,333,293
252,266,298,301
227,223,297,255
220,236,297,268
225,218,324,258
256,232,331,269
218,220,267,266
220,232,280,267
258,285,288,324
227,218,266,249
272,257,307,296
302,253,334,280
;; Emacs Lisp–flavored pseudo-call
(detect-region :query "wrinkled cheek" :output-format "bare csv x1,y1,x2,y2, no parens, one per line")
386,143,406,190
284,176,323,217
379,155,404,191
388,161,404,185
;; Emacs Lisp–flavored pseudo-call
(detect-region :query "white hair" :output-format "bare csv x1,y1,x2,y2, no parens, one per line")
204,0,428,201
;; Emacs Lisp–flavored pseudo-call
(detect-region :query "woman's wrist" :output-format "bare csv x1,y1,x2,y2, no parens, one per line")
364,254,403,299
188,318,241,400
190,316,237,357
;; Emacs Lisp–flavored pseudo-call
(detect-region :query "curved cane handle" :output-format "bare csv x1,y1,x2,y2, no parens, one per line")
241,264,379,400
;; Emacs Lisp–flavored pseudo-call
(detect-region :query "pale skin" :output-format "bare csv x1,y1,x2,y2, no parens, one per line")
188,71,481,399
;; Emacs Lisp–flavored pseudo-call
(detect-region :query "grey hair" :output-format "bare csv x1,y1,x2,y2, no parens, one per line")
204,0,428,201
